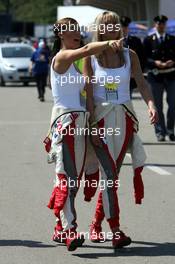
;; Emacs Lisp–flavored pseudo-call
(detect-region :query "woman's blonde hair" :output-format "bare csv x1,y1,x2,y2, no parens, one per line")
93,11,125,67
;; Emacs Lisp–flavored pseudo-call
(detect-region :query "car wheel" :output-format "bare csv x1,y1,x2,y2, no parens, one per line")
23,82,29,86
0,76,5,86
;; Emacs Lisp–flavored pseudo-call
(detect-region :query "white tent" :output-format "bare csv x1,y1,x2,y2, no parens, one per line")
57,6,105,27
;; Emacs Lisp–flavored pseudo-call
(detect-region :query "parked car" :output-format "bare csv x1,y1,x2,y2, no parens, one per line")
0,43,35,86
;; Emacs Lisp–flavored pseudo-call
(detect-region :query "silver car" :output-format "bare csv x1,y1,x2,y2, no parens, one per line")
0,43,34,86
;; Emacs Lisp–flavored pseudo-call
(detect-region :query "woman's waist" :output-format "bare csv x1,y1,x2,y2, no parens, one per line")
53,96,85,110
93,92,130,104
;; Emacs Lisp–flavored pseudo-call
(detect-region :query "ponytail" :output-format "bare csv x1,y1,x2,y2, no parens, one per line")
50,17,79,63
50,37,61,62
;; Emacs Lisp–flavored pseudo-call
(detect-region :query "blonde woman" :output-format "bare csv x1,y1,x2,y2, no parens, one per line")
83,11,158,249
44,17,121,251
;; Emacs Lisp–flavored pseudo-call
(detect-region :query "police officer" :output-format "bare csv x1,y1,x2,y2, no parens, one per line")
144,15,175,141
120,16,145,95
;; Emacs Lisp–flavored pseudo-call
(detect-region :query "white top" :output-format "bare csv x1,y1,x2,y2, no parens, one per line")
50,57,85,110
91,48,131,104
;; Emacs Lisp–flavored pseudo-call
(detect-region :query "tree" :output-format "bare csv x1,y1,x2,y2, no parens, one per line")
0,0,64,24
0,0,11,14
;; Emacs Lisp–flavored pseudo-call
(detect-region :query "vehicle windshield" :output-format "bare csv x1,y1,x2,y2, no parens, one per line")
1,46,33,58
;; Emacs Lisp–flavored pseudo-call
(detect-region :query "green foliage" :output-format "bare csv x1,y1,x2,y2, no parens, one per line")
0,0,64,24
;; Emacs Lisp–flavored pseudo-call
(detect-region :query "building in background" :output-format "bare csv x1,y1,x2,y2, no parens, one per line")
159,0,175,19
77,0,175,26
57,0,175,40
0,14,34,38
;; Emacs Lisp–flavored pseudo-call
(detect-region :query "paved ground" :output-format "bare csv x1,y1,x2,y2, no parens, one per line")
0,84,175,264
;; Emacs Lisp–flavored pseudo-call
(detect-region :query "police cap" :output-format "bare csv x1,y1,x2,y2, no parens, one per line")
154,15,168,24
120,16,131,27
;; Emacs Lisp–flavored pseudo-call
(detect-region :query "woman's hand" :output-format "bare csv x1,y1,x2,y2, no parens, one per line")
108,38,124,52
90,123,103,147
148,106,158,124
130,49,159,125
91,134,103,147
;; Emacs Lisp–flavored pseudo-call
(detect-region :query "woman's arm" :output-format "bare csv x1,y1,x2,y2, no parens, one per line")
83,56,95,124
83,56,102,146
130,49,158,124
54,39,123,74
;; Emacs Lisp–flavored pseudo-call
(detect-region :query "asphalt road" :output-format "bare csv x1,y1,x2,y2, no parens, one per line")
0,84,175,264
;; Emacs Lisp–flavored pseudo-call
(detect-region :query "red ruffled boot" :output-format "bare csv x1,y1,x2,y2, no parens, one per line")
52,218,67,243
112,230,131,249
90,192,105,242
65,228,85,251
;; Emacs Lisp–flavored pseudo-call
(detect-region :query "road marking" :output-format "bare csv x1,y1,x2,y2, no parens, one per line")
144,165,172,175
126,154,172,175
0,121,49,125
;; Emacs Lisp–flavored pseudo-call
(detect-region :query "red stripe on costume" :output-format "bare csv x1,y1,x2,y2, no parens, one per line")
134,166,144,204
47,174,68,218
43,137,51,153
94,192,105,224
116,113,135,167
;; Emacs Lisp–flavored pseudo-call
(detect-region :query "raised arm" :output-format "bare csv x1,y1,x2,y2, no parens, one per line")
83,56,102,146
54,39,123,74
130,49,158,124
83,56,95,123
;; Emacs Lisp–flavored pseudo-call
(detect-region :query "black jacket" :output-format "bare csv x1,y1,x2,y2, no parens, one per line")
144,33,175,75
124,35,145,70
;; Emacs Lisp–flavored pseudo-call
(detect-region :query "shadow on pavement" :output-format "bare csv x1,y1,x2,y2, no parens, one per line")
0,239,56,248
0,83,36,88
123,163,175,168
73,241,175,258
143,142,175,146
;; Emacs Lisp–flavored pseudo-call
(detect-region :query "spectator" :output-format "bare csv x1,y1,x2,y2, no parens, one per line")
120,16,145,96
144,15,175,141
30,41,49,102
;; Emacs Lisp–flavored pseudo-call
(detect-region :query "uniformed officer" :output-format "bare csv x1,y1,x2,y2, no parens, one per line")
120,16,145,95
144,15,175,141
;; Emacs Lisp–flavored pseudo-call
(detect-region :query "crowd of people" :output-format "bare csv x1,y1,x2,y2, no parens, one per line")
41,11,175,252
